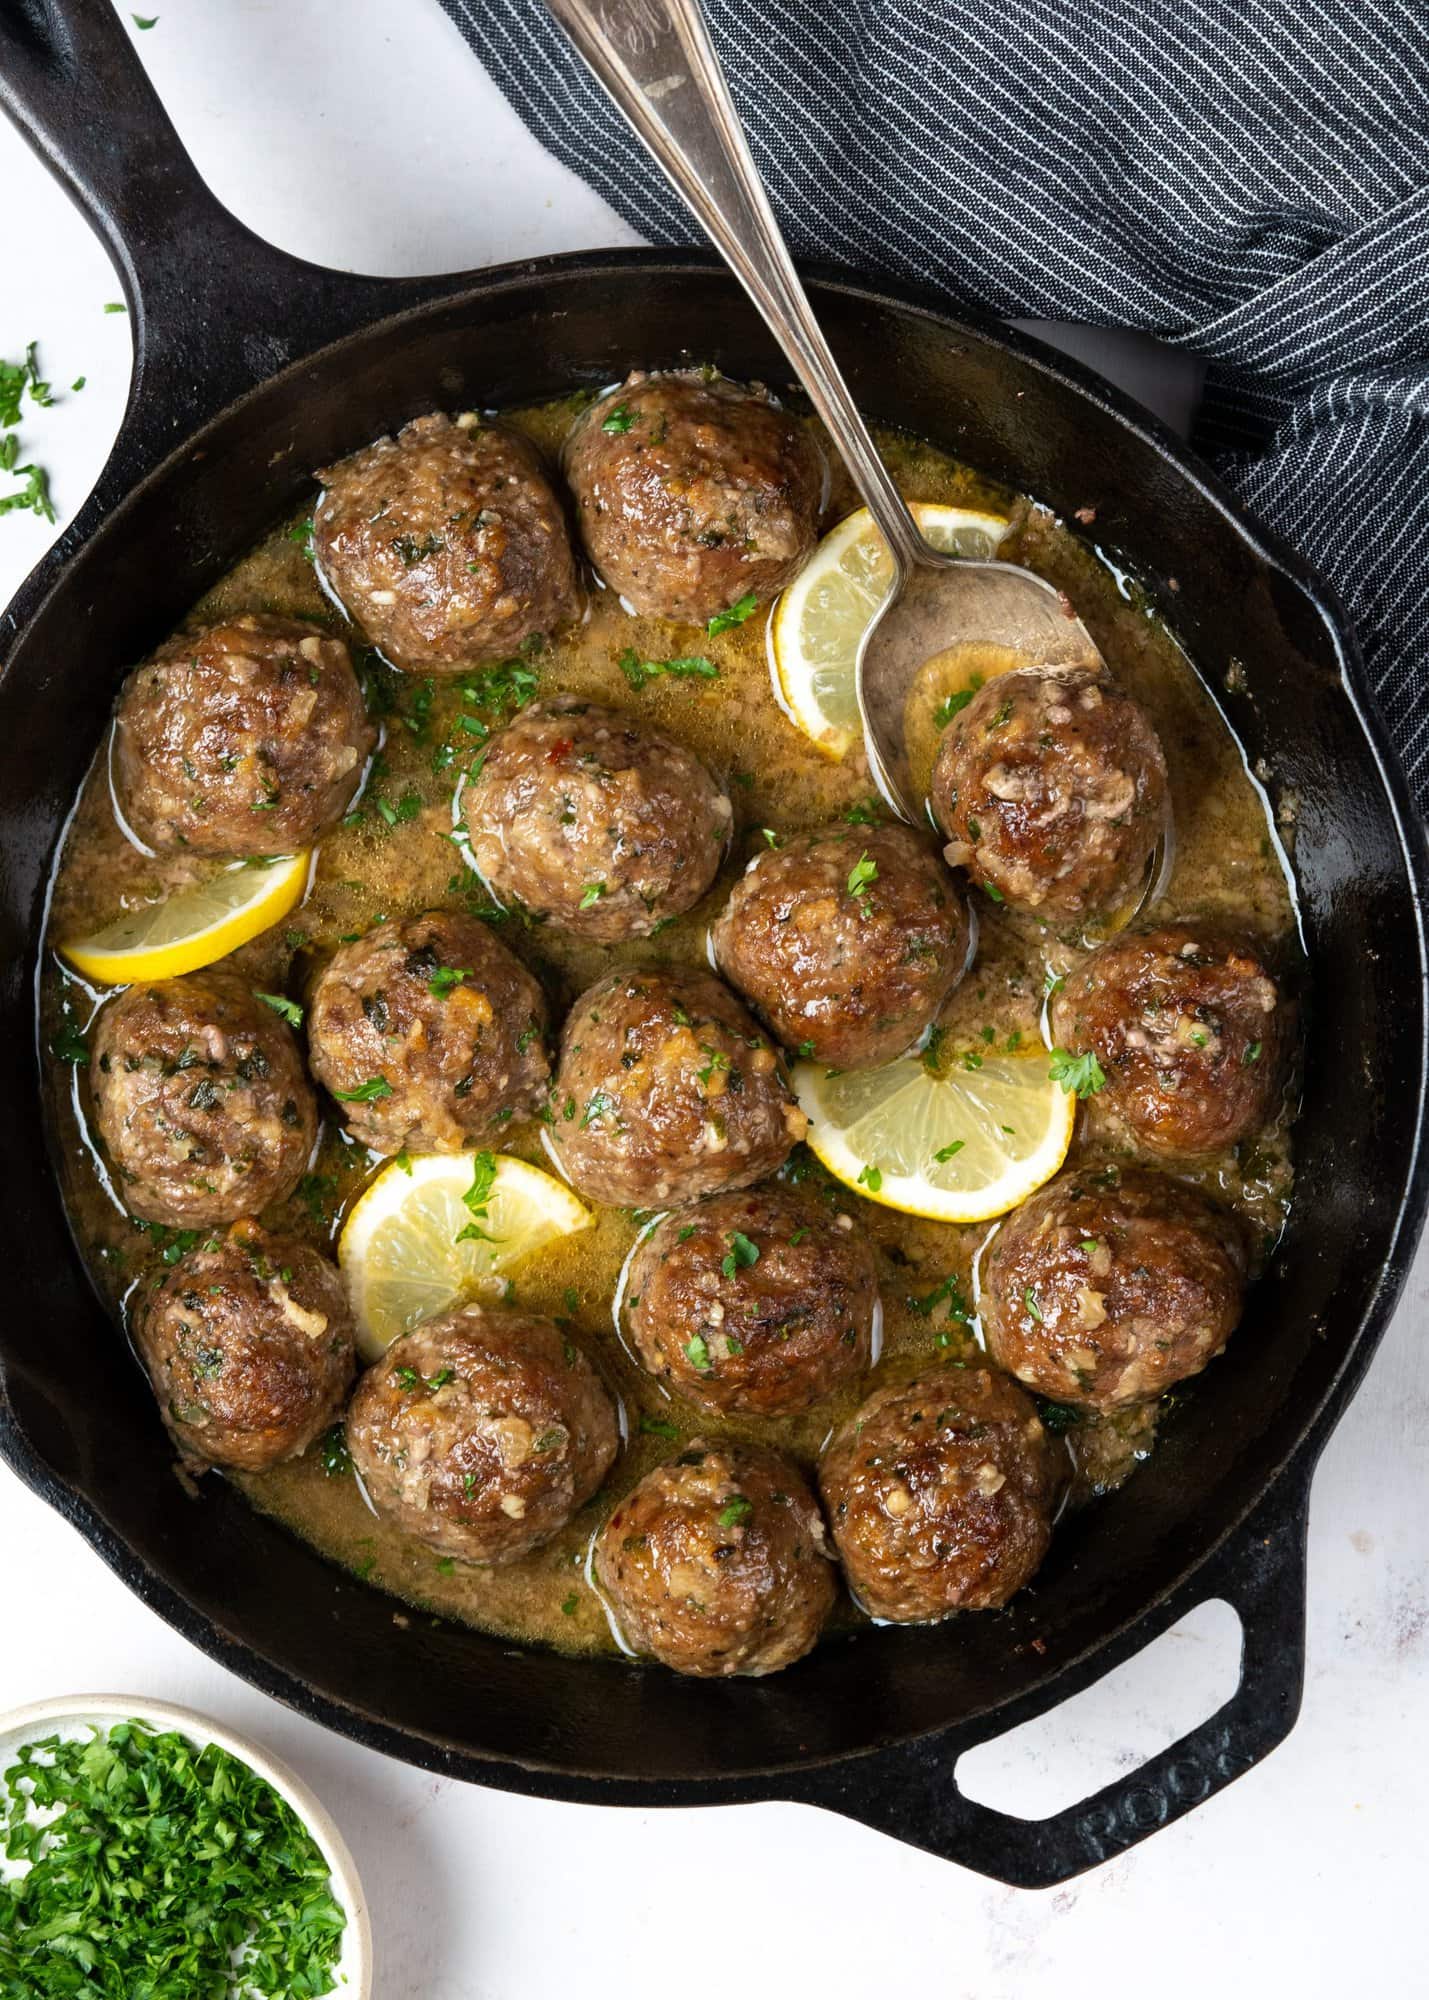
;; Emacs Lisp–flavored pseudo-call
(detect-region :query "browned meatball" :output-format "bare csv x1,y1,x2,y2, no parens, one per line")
91,969,317,1227
563,371,823,624
306,910,548,1153
981,1164,1249,1411
624,1185,877,1415
463,697,732,940
547,967,806,1208
345,1304,619,1563
931,665,1168,926
594,1441,835,1676
112,613,373,856
1051,922,1290,1157
313,413,579,673
712,821,970,1068
819,1367,1060,1621
131,1220,355,1471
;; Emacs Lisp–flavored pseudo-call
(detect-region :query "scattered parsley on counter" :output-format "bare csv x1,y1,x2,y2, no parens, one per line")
0,1719,347,1997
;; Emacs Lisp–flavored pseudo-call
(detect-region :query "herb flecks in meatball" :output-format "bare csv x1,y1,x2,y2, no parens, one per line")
624,1184,877,1414
345,1304,618,1564
564,370,823,625
547,967,806,1208
713,820,970,1068
113,613,373,856
91,969,317,1227
931,664,1168,927
820,1366,1061,1621
132,1220,356,1471
314,413,579,674
307,909,548,1153
982,1163,1248,1411
1051,922,1290,1157
464,697,732,940
595,1441,835,1675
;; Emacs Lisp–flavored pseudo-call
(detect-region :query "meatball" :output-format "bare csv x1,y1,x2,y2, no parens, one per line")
931,665,1168,926
112,613,373,856
91,969,317,1227
313,413,579,673
463,697,731,939
1051,922,1290,1157
820,1366,1061,1622
345,1304,619,1564
624,1185,877,1415
307,910,548,1153
547,967,806,1208
712,821,970,1068
563,370,823,624
981,1164,1249,1411
131,1220,356,1471
594,1441,835,1676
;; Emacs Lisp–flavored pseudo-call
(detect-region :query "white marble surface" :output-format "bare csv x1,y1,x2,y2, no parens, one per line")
2,4,1425,1991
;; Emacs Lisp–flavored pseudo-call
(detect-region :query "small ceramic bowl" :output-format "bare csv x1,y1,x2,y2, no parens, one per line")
0,1693,372,1998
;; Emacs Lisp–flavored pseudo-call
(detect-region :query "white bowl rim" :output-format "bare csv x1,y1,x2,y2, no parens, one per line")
0,1692,373,1999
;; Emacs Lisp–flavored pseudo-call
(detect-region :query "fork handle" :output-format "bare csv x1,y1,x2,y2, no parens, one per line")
543,0,933,574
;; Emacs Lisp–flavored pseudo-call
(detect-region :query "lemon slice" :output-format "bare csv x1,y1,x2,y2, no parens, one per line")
794,1050,1074,1224
770,502,1010,758
59,853,311,985
339,1151,594,1359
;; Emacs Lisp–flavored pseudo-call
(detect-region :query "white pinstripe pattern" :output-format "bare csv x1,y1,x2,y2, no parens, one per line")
447,0,1429,808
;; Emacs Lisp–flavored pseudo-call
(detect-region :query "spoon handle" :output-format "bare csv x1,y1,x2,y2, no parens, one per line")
544,0,933,574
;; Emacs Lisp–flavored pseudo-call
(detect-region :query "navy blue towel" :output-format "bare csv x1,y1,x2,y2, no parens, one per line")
443,0,1429,809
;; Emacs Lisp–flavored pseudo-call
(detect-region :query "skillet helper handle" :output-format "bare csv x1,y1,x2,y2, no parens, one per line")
801,1464,1312,1888
543,0,931,574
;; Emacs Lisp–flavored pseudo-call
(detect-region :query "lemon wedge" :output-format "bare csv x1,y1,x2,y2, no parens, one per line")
59,853,311,985
339,1151,594,1359
793,1049,1074,1224
770,502,1010,758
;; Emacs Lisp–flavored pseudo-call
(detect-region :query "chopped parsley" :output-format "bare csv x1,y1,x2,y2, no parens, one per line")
333,1074,393,1102
578,882,606,910
0,1720,346,1996
933,1139,965,1163
427,965,471,999
639,1413,680,1440
707,591,758,636
600,404,634,433
857,1163,883,1193
255,991,303,1027
1048,1046,1106,1098
1024,1286,1044,1322
717,1496,753,1529
720,1230,759,1279
317,1424,351,1478
463,1151,498,1215
847,852,878,899
684,1333,712,1373
617,647,720,691
934,687,976,727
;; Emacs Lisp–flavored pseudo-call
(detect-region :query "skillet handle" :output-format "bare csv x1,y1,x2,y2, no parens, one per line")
0,0,453,481
797,1461,1312,1888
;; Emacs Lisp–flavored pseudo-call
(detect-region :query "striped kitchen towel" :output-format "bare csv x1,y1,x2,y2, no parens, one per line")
441,0,1429,810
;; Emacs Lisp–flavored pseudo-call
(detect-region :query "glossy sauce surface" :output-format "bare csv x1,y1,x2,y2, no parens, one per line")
40,396,1300,1657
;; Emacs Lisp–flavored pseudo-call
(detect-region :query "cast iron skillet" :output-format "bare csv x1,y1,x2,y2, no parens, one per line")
2,0,1426,1890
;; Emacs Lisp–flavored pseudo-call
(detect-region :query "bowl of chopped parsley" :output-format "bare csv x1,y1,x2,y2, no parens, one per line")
0,1693,371,1998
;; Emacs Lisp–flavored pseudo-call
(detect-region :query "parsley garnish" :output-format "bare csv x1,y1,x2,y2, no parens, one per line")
617,647,720,691
578,882,605,910
255,991,303,1027
720,1230,759,1279
428,965,471,999
717,1496,753,1528
847,852,878,898
333,1074,393,1102
1048,1046,1106,1098
684,1333,712,1372
933,1139,965,1162
707,591,758,636
857,1163,883,1193
601,404,634,433
934,688,977,728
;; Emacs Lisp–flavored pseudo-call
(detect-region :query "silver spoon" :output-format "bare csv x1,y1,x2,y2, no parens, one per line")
544,0,1104,823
